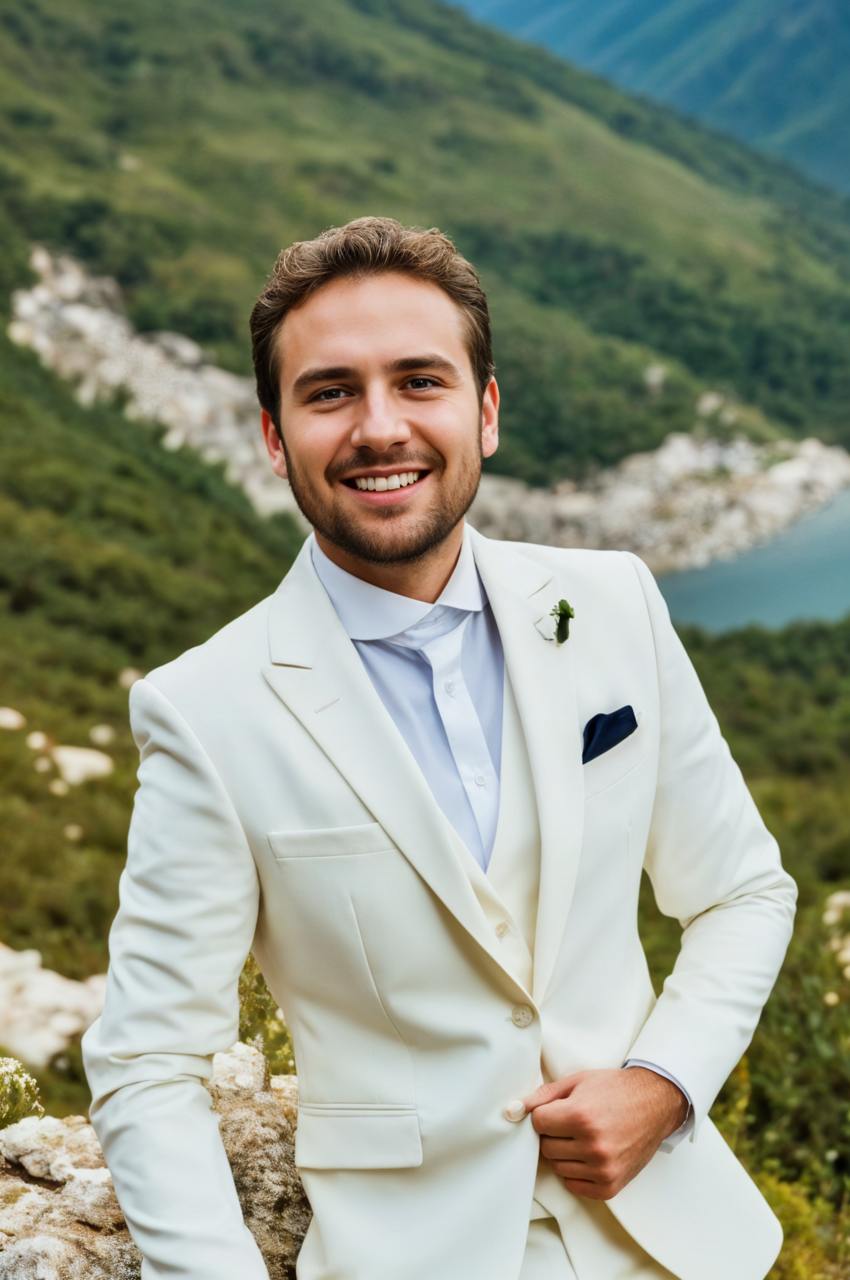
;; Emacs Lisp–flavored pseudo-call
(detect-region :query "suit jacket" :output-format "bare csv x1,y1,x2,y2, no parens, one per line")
81,525,797,1280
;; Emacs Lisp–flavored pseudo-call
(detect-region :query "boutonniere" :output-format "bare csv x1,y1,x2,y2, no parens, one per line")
549,598,575,644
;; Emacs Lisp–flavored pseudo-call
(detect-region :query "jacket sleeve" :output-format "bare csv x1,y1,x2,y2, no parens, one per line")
620,552,797,1142
80,675,270,1280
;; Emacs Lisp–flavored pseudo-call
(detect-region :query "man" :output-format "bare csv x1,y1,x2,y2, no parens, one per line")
82,215,797,1280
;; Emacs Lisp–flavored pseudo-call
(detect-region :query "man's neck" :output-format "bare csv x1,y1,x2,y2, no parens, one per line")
313,525,464,603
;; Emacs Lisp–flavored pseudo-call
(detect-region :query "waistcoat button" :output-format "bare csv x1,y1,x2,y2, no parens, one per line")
511,1004,534,1028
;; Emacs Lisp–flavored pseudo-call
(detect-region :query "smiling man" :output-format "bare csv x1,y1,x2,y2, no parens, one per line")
82,216,797,1280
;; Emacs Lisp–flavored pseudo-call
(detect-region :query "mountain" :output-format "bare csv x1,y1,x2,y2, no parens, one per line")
454,0,850,196
1,0,850,485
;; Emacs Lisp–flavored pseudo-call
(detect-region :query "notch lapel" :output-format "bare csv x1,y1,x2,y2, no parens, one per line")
466,527,585,1006
261,525,586,1009
261,533,532,1000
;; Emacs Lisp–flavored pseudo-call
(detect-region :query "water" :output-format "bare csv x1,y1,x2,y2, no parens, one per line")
656,487,850,632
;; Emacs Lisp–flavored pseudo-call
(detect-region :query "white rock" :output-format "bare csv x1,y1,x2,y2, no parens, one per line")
0,943,105,1068
50,746,113,786
88,724,114,746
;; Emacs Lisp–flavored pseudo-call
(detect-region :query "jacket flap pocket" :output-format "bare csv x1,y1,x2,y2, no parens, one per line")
266,821,395,860
294,1104,423,1169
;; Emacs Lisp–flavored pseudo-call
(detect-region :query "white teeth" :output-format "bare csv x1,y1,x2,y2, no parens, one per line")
353,471,421,491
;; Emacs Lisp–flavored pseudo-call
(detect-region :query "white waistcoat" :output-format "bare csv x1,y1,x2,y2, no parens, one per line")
444,667,554,1222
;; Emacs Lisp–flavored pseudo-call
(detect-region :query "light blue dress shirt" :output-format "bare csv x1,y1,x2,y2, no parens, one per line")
309,522,694,1149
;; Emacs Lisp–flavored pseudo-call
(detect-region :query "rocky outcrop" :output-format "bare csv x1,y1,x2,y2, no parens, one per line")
470,432,850,572
0,944,105,1072
0,1043,310,1279
9,245,850,574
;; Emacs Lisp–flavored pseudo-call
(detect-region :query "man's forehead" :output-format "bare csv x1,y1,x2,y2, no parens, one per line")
277,275,468,390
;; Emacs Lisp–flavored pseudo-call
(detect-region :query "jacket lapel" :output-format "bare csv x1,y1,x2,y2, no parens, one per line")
466,527,585,1006
261,525,585,1007
261,532,531,999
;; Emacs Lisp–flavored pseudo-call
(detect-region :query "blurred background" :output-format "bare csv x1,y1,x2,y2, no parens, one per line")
1,1,848,1274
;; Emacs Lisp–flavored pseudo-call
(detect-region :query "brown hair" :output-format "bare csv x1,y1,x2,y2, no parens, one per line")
249,215,495,437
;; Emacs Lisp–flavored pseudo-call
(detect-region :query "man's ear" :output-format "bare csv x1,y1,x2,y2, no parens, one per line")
480,376,499,460
260,408,288,480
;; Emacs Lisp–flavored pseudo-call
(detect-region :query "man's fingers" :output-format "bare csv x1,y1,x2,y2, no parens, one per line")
539,1135,593,1161
528,1095,597,1140
522,1072,583,1110
547,1160,600,1182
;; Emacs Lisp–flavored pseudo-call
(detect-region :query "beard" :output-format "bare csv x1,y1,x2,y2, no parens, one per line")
280,434,484,566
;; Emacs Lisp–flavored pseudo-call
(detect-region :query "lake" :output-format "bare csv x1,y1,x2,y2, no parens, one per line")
657,487,850,632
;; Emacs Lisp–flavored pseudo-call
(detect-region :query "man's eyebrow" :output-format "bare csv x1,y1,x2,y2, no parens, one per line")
290,354,461,397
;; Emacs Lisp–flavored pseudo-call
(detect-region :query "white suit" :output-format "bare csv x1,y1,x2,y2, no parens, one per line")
81,525,797,1280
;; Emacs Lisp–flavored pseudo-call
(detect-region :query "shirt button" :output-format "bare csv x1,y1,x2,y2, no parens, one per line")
495,921,510,938
511,1005,534,1029
474,773,486,787
444,680,456,697
503,1099,527,1122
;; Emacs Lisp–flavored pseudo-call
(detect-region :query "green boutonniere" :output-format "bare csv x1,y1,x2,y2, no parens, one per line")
549,598,575,644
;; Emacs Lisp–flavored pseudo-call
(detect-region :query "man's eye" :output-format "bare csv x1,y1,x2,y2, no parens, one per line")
310,377,437,403
312,387,347,402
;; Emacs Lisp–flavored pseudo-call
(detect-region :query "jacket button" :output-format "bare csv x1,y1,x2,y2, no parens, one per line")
503,1099,527,1122
511,1005,534,1028
495,921,509,938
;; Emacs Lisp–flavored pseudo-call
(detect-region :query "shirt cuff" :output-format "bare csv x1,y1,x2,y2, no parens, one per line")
622,1058,695,1152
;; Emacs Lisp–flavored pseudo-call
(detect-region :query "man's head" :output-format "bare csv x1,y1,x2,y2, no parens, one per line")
250,216,499,568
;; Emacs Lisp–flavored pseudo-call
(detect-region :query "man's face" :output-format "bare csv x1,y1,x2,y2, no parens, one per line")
260,271,499,565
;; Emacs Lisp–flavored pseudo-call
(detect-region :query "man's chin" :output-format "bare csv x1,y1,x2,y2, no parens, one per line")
317,508,461,567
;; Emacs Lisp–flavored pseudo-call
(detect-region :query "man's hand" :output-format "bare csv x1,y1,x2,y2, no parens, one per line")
521,1067,690,1201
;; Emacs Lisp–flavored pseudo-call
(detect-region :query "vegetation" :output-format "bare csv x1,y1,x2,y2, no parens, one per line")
2,0,850,481
456,0,850,196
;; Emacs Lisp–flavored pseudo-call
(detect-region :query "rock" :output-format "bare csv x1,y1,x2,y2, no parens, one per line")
0,1044,311,1279
88,725,115,747
50,746,114,787
0,942,106,1069
469,432,850,573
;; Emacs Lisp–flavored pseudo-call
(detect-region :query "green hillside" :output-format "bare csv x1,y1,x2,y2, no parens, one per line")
457,0,850,196
2,0,850,483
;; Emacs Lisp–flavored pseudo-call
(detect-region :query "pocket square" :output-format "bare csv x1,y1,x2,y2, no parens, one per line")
582,704,638,764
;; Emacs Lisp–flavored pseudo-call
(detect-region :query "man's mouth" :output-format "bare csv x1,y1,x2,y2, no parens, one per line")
341,469,429,492
339,468,432,503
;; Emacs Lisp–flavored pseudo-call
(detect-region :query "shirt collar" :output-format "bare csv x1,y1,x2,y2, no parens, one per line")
309,521,486,641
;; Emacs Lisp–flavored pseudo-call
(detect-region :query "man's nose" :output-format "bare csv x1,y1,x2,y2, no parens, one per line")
349,389,412,452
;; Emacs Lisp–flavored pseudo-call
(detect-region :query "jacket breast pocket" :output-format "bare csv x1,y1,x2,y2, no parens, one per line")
294,1103,423,1170
266,820,396,860
582,712,647,801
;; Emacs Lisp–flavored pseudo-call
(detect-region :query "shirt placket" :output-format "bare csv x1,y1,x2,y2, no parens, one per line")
420,617,499,868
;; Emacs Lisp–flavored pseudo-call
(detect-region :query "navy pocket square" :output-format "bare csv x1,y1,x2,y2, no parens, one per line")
582,704,638,764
